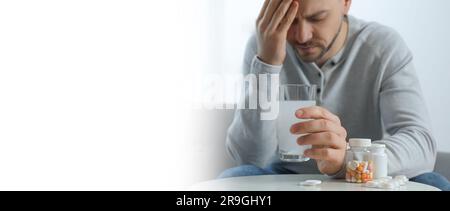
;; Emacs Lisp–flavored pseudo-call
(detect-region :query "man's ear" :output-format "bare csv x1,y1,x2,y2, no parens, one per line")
343,0,352,15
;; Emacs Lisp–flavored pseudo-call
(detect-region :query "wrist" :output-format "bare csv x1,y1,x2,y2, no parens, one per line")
257,54,283,66
327,163,347,179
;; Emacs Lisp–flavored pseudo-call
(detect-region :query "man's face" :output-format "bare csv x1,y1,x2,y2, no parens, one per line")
287,0,350,63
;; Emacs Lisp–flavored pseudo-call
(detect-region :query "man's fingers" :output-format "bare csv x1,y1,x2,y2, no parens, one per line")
256,0,271,23
296,106,341,125
304,148,340,162
290,119,346,137
279,0,298,31
260,0,283,28
297,132,343,149
267,0,293,30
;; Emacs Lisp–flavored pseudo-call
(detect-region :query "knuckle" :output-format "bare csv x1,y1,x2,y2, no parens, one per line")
268,28,278,35
258,23,266,32
287,14,295,22
335,116,342,124
283,17,292,25
325,132,334,140
275,10,283,18
320,109,328,118
322,149,330,158
321,119,329,129
326,132,340,146
341,128,348,138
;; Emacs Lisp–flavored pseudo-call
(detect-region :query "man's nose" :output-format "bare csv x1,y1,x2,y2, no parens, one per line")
294,22,313,44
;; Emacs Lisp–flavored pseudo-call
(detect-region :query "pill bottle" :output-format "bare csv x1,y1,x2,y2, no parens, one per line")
370,144,388,179
345,139,373,183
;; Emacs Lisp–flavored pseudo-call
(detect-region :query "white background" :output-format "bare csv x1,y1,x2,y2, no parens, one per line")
0,0,449,190
0,0,199,190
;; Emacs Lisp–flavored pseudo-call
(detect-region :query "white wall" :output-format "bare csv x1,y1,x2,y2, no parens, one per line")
0,0,200,190
209,0,450,152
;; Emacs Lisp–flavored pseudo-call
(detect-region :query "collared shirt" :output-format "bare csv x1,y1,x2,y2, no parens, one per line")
226,15,436,178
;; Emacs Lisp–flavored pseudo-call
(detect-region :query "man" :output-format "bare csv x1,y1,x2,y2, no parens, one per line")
221,0,450,190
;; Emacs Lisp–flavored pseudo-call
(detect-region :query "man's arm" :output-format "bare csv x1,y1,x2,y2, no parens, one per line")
226,0,298,167
374,30,437,177
225,35,281,167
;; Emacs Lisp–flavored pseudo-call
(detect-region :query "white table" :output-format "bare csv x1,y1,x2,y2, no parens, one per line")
189,174,440,191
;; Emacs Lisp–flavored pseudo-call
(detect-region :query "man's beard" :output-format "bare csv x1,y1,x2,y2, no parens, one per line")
296,16,345,63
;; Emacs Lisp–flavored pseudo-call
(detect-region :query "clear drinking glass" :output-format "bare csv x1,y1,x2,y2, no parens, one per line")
277,84,317,162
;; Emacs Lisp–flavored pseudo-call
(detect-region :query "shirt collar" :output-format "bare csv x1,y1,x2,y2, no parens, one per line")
329,15,357,66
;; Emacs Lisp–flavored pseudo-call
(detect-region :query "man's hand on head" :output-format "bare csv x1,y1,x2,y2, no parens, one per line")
290,106,348,175
256,0,299,65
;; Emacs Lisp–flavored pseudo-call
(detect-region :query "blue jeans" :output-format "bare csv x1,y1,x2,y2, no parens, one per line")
219,165,450,191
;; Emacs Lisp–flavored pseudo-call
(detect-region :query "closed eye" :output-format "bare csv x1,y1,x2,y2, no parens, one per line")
308,17,325,23
306,11,328,23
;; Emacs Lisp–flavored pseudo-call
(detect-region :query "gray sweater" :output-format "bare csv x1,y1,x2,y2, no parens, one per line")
226,15,436,178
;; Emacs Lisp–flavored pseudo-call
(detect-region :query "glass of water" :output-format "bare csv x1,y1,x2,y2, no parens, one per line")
277,84,317,162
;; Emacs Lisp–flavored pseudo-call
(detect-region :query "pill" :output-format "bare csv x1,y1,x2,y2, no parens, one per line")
394,176,408,186
348,161,359,171
390,179,400,187
299,180,322,186
380,176,393,180
364,180,380,188
395,179,405,186
379,182,395,189
380,181,398,189
395,175,409,183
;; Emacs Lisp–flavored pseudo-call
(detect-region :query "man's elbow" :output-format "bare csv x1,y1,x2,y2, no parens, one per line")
418,128,437,172
225,132,268,168
225,135,242,166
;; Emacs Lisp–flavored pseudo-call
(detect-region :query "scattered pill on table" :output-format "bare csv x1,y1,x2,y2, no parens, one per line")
299,180,322,186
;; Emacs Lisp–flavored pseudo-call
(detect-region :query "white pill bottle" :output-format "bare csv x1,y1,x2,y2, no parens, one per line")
369,144,388,179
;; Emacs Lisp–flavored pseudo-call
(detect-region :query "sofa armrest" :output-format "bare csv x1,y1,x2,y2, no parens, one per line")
435,152,450,180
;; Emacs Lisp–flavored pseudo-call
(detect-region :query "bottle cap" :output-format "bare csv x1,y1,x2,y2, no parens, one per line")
349,138,371,148
370,144,386,153
370,144,386,148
